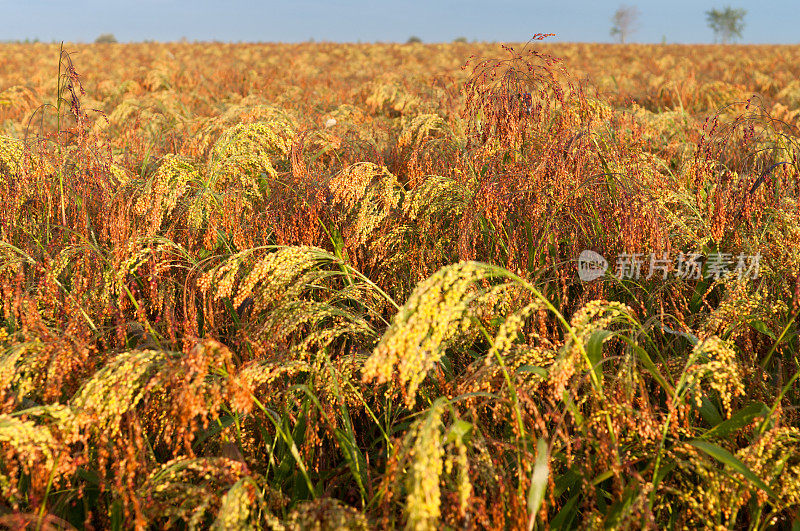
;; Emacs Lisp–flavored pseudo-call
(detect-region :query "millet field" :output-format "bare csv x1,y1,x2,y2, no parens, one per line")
1,38,800,529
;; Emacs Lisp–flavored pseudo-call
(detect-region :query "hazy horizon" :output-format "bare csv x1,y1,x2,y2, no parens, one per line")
0,0,797,45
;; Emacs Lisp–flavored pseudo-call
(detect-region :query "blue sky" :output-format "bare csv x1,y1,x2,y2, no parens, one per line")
0,0,796,44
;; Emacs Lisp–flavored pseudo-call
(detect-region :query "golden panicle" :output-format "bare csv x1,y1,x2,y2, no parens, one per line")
325,103,369,125
401,175,468,224
186,103,297,159
312,351,370,407
404,399,446,531
142,66,172,92
210,477,268,531
134,154,200,232
0,136,23,180
0,404,85,505
702,279,785,340
0,340,43,404
328,162,404,247
203,246,384,363
235,359,310,393
684,335,744,417
286,498,369,531
199,253,245,302
398,114,449,149
443,420,472,519
106,238,190,306
0,414,60,477
365,82,421,116
362,262,493,407
460,344,556,397
97,92,185,148
738,427,800,507
549,300,633,397
456,301,556,395
232,246,321,310
255,300,377,359
208,119,296,193
70,349,172,435
140,457,250,529
0,85,39,117
374,175,470,292
485,301,545,361
108,161,132,186
669,427,800,527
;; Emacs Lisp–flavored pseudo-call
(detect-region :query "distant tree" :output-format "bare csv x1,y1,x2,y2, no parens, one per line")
706,6,746,43
94,33,117,44
610,4,640,44
406,36,422,44
453,36,468,43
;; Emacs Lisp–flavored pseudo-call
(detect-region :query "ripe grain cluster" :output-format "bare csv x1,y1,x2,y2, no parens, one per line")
0,40,799,529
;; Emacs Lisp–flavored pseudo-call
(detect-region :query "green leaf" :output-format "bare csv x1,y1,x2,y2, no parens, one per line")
561,391,584,427
223,297,241,327
110,500,123,531
760,311,800,369
689,277,712,314
701,402,769,440
616,335,674,393
604,483,640,528
192,413,237,450
688,440,777,499
333,428,368,501
749,320,776,340
446,419,473,444
77,467,100,486
553,469,580,498
516,365,548,378
586,330,613,385
591,469,614,486
550,494,579,529
527,438,549,531
696,394,723,427
652,461,676,491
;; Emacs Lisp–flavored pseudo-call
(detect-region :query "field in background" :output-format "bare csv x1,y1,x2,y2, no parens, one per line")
1,41,800,528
